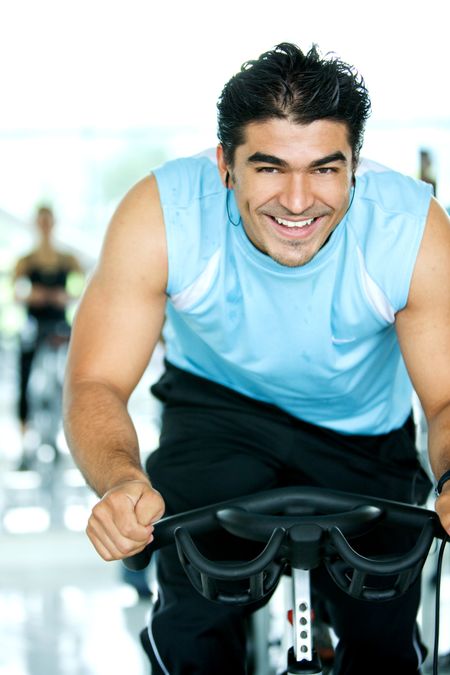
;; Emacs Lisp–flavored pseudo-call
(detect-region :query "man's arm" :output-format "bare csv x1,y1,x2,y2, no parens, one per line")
63,174,166,560
396,198,450,534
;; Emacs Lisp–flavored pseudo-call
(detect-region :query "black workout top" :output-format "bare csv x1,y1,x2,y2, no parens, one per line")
19,253,78,322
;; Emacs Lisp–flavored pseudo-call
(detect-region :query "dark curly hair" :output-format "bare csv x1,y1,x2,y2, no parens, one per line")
217,42,371,169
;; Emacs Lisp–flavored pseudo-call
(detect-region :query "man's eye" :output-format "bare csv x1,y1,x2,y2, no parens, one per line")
256,167,280,174
314,167,337,175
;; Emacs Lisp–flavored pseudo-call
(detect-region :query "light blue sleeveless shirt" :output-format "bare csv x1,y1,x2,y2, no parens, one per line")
153,154,432,435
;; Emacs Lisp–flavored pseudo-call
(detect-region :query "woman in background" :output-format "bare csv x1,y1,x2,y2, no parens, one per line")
13,205,82,469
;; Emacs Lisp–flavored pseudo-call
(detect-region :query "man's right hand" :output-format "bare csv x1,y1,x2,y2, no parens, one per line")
86,479,165,561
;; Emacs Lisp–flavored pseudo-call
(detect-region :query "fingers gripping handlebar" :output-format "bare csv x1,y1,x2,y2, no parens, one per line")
123,487,446,605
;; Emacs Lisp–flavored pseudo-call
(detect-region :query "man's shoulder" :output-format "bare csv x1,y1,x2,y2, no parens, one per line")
153,150,223,207
356,157,391,176
348,158,433,314
355,157,432,217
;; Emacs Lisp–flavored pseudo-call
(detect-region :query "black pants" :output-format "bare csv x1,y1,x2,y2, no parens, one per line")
17,318,70,423
143,363,432,675
18,345,36,423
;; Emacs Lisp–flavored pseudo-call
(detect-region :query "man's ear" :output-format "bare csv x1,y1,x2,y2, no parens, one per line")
216,145,232,189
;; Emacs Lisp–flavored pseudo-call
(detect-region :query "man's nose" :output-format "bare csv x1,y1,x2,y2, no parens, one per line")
278,173,314,214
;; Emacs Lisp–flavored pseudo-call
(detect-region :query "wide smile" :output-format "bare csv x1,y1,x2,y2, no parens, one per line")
274,215,315,228
266,214,324,239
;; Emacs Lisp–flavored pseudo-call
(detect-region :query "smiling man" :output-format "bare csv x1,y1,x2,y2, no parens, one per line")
63,43,450,674
218,119,354,267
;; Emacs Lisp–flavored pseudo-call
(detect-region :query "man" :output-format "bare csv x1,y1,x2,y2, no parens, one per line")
63,43,450,674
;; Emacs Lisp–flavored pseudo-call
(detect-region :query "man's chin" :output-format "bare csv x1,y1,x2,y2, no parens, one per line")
267,247,314,268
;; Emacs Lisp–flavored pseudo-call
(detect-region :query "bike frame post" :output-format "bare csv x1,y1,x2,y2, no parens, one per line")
293,568,313,661
283,523,323,674
286,567,322,675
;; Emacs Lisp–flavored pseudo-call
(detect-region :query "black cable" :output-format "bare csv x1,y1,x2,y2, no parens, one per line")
433,534,449,675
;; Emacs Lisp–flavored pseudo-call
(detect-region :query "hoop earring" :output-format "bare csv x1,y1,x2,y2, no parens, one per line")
226,187,242,228
345,177,356,216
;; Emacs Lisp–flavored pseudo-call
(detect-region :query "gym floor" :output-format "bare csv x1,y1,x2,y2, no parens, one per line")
1,342,450,675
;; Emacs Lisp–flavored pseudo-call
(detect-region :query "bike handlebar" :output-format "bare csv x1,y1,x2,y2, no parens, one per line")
123,486,445,604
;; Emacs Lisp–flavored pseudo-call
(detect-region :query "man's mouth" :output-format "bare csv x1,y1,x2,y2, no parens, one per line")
272,216,317,228
262,213,325,241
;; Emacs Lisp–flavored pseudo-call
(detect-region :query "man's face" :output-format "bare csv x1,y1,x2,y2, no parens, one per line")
217,118,354,267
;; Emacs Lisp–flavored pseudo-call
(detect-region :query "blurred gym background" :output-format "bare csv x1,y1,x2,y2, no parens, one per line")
1,1,450,673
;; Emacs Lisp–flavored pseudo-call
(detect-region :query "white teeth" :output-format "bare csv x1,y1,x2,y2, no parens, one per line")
274,216,315,228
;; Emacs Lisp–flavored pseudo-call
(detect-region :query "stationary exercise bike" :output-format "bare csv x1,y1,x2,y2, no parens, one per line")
23,318,70,472
125,486,447,674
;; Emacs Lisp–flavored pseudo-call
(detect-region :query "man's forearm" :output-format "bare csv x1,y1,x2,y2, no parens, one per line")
63,380,149,497
428,404,450,535
427,404,450,482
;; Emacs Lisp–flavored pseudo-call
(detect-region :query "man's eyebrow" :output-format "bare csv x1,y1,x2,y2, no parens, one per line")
309,152,347,168
247,152,288,167
246,151,348,169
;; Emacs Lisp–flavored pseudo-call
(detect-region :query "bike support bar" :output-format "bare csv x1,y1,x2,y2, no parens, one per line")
293,568,313,663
